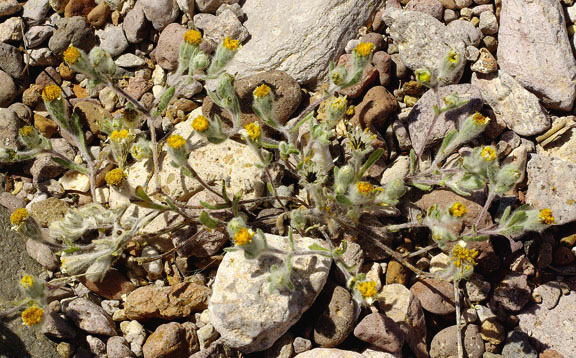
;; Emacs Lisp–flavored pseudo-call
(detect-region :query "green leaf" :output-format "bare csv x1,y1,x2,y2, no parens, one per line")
412,182,432,191
499,205,512,224
290,111,314,132
221,180,231,205
409,149,417,175
231,190,243,217
309,243,330,252
358,148,384,178
152,86,175,117
336,194,353,206
135,186,153,202
200,201,229,210
438,129,458,156
50,157,88,174
200,210,220,229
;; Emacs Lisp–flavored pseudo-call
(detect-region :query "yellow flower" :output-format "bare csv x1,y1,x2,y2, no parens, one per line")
447,50,459,64
356,280,378,298
472,112,487,125
451,243,478,268
330,96,347,111
167,134,186,149
184,29,202,45
449,202,468,217
253,84,271,98
356,181,374,195
20,126,34,137
110,129,130,141
21,275,34,289
480,146,496,161
192,115,210,132
244,122,261,140
63,46,81,65
346,105,355,116
223,37,239,51
355,42,375,57
21,305,44,326
539,208,555,225
416,69,431,83
42,85,61,102
105,168,126,186
233,228,253,246
10,208,29,226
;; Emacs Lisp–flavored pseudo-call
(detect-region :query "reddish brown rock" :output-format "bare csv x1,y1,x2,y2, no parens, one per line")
349,86,397,131
87,2,110,28
336,54,378,98
79,270,136,300
65,0,96,17
410,279,456,315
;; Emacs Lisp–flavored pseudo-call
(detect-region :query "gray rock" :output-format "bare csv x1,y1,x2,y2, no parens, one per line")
196,0,239,13
62,298,118,336
30,139,75,183
532,281,562,310
446,19,483,47
23,0,51,23
383,8,466,86
410,279,456,315
41,311,78,339
362,348,402,358
140,0,179,31
501,330,537,358
96,24,129,57
263,331,294,358
24,47,59,66
471,47,498,74
294,348,364,358
490,273,530,312
0,107,19,149
223,0,383,85
430,325,485,358
525,155,576,225
115,53,145,67
152,22,187,71
24,25,54,48
407,84,483,154
216,3,244,19
87,335,107,357
498,0,576,111
354,313,405,353
538,123,576,163
466,274,491,302
313,285,355,348
48,16,98,57
0,17,23,43
0,43,23,79
26,238,59,270
293,337,312,354
107,336,136,358
0,0,21,16
209,233,331,353
122,1,149,43
0,71,16,108
193,9,249,45
405,0,444,20
0,191,25,211
472,71,551,136
478,11,498,35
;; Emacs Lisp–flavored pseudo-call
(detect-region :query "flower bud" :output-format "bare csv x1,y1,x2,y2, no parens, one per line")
335,165,355,194
382,178,407,203
19,125,43,148
89,47,115,76
208,37,240,75
166,134,190,166
330,66,348,86
415,68,434,87
290,209,306,231
191,51,210,72
326,96,347,128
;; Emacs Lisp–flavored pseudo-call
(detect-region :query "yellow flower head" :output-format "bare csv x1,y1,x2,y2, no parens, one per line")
63,46,81,65
451,243,478,268
539,208,555,225
192,115,210,132
20,126,34,137
416,69,431,83
167,134,186,149
356,181,374,195
346,105,355,116
449,202,468,217
472,112,487,125
480,146,496,162
10,208,29,226
21,275,34,289
355,42,375,57
21,305,44,326
234,228,254,246
253,84,271,98
330,96,347,112
223,37,239,51
244,122,261,140
110,129,130,142
356,280,378,298
105,168,126,186
184,29,202,45
42,85,61,102
447,50,459,65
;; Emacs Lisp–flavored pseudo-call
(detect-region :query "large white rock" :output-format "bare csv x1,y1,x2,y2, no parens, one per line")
295,348,364,358
497,0,576,111
223,0,383,85
209,234,331,353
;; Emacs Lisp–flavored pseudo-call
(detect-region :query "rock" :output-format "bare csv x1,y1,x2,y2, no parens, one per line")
126,77,152,100
26,238,59,271
472,72,550,136
34,113,57,138
525,155,576,225
385,260,409,286
197,323,218,350
444,9,457,23
372,51,392,86
78,270,136,300
24,25,54,48
125,281,210,320
121,320,147,357
383,8,466,86
348,86,398,131
196,0,239,13
107,336,135,358
313,285,355,347
0,43,23,79
41,311,77,340
430,325,485,358
501,330,537,358
24,47,59,66
480,318,505,345
294,348,364,358
354,313,405,353
30,144,75,183
87,335,107,357
553,246,575,266
407,84,483,154
142,322,198,358
29,197,70,227
193,9,249,45
471,48,497,74
62,298,117,336
0,0,21,16
293,337,312,354
0,192,25,212
0,70,16,107
0,107,19,150
87,1,109,28
59,170,91,192
209,233,331,353
263,331,294,358
532,281,562,309
378,284,427,358
446,19,483,47
123,1,149,43
405,0,443,20
64,0,96,17
115,53,145,67
466,274,491,302
74,101,111,135
96,24,129,57
0,17,23,42
380,156,410,186
335,54,378,98
490,273,530,312
140,0,179,31
540,350,565,358
410,279,456,315
23,0,51,23
478,11,498,35
48,16,97,57
152,23,187,71
223,0,383,85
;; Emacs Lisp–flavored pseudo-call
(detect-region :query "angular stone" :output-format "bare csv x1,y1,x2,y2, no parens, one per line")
140,0,179,31
472,71,550,136
410,279,456,315
62,298,117,336
430,325,484,358
490,273,530,312
498,0,576,111
209,234,331,353
354,313,405,352
152,22,187,71
193,9,249,45
123,1,150,44
223,0,384,85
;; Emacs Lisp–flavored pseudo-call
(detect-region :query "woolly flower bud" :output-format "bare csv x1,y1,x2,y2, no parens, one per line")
89,47,115,76
130,138,152,160
539,208,555,225
330,66,348,86
415,68,433,86
335,165,355,194
356,181,374,196
449,202,468,217
110,129,130,142
167,134,186,149
233,228,254,246
192,51,210,71
244,122,261,141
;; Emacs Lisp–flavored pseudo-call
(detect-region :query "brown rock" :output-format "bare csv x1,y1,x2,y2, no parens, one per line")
349,86,397,131
125,281,210,320
59,63,74,80
540,349,565,358
480,318,505,345
79,270,136,300
553,246,575,266
143,322,192,358
153,23,187,71
35,67,62,87
126,77,152,100
34,113,58,138
360,32,384,52
65,0,96,17
386,260,410,285
471,48,498,74
490,273,530,312
371,51,392,86
410,279,456,315
23,84,44,108
336,54,378,98
353,313,405,352
313,285,355,347
74,101,111,135
87,2,110,28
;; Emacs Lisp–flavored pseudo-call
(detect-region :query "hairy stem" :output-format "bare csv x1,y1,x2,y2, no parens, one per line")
454,279,464,358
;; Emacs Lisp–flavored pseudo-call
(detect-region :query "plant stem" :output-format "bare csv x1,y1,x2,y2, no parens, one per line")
454,279,464,358
475,187,495,228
